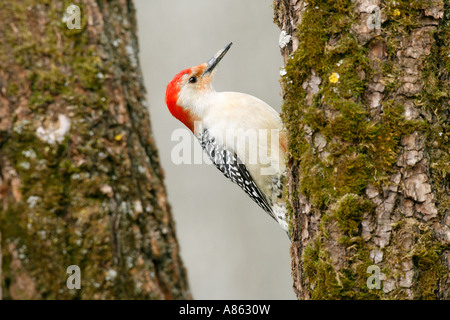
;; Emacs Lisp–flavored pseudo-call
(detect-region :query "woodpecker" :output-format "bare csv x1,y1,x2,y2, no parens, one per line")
165,43,288,233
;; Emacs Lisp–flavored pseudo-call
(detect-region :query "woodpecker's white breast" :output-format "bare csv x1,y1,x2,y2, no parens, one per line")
199,92,286,187
193,91,288,231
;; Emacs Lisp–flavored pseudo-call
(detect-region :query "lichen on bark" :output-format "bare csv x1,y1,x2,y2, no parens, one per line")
0,0,190,299
274,0,449,299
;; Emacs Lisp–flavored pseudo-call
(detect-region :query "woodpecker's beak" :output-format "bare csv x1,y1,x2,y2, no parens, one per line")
203,42,232,75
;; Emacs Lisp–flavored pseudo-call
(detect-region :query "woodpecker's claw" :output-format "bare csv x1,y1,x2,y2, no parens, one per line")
204,42,233,75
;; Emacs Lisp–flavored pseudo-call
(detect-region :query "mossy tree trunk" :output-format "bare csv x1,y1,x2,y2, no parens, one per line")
274,0,449,299
0,0,190,299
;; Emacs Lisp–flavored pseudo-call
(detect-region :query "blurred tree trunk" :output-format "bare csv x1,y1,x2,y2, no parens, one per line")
0,0,190,299
274,0,449,299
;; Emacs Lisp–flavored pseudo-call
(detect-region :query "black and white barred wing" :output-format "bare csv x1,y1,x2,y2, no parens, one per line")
199,129,276,221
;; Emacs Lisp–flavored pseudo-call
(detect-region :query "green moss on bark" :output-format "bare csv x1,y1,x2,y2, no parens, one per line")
332,194,374,237
303,235,382,300
420,1,450,217
0,0,190,300
282,0,447,299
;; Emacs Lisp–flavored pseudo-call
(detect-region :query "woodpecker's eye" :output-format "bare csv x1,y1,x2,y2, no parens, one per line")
189,76,197,83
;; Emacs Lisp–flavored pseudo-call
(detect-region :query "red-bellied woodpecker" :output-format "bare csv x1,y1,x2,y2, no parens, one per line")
165,43,288,233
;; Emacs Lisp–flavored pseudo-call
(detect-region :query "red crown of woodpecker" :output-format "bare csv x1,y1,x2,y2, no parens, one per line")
165,43,233,132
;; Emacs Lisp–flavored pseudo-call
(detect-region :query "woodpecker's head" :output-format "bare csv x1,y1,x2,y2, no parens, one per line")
165,42,232,132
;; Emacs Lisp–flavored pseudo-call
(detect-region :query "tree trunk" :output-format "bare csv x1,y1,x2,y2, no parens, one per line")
0,0,190,299
274,0,449,299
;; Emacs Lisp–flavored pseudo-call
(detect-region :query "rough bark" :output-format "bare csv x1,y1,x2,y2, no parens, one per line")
274,0,449,299
0,0,190,299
